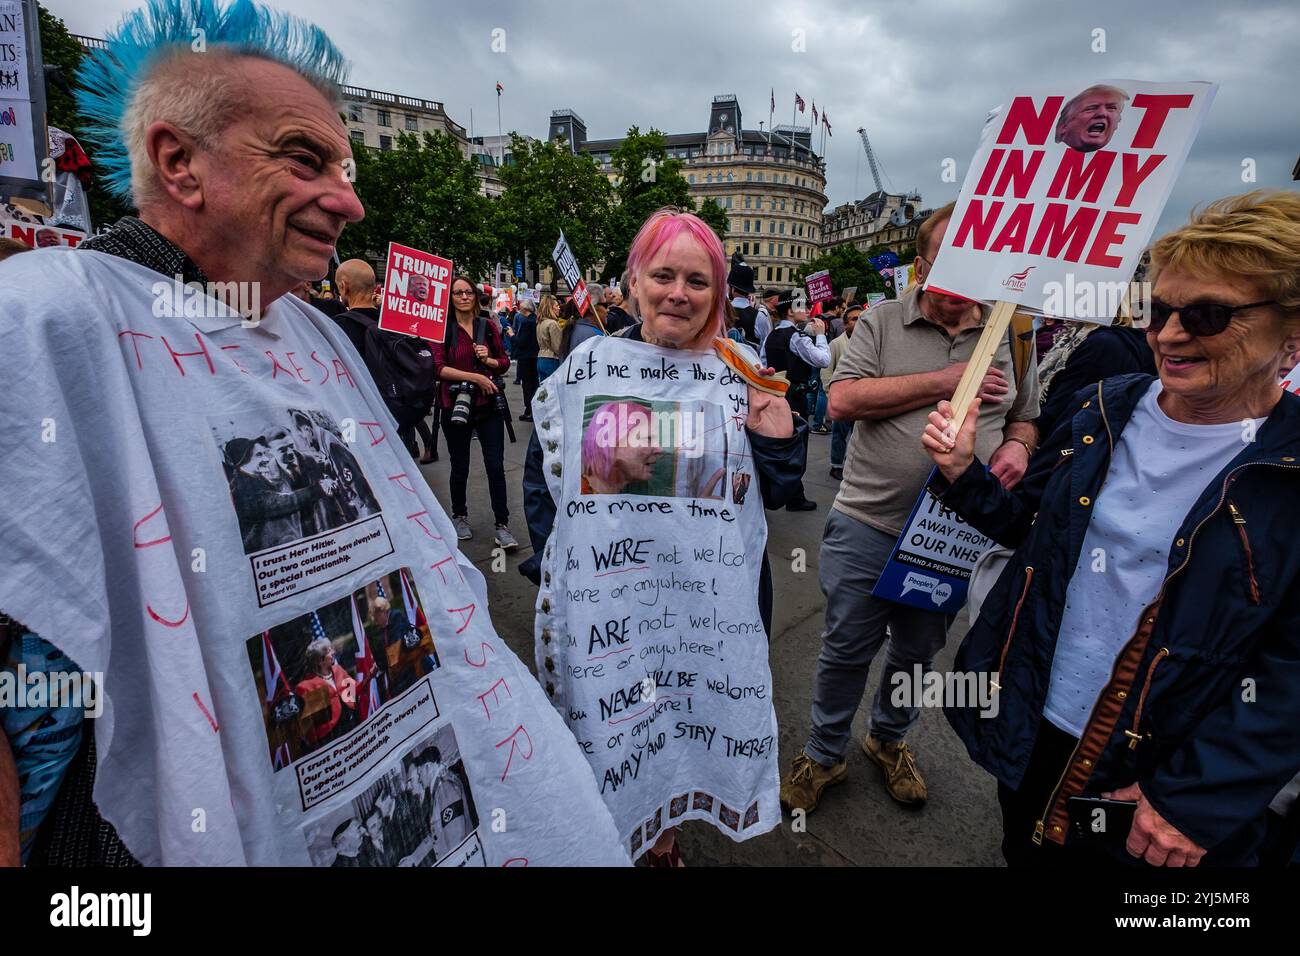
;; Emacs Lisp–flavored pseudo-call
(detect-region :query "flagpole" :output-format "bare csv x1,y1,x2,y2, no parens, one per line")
496,87,504,164
791,95,797,157
767,92,773,150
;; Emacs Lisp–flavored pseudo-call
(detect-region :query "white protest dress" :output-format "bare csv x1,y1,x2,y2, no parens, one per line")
532,335,780,859
0,248,627,866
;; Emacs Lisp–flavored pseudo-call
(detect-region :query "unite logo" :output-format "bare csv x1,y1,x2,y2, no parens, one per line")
1001,265,1036,292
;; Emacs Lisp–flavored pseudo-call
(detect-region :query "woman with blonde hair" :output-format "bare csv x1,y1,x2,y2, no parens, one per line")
923,190,1300,867
535,293,563,380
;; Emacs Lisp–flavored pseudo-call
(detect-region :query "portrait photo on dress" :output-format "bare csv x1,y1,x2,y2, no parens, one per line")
210,406,382,556
302,723,480,867
245,567,442,770
579,396,729,500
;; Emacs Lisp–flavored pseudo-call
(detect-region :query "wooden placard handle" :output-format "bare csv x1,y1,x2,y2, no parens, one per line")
948,299,1018,433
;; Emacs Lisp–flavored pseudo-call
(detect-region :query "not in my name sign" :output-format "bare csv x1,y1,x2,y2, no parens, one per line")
925,79,1215,321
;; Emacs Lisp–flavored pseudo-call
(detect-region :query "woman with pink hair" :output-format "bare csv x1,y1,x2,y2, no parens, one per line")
580,401,662,494
522,208,810,866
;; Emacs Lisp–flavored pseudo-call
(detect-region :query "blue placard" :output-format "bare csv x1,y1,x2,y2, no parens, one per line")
514,259,524,278
871,467,995,615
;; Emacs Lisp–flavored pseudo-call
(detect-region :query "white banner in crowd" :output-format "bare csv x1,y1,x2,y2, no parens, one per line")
0,249,629,867
925,79,1216,320
532,336,781,859
0,0,47,202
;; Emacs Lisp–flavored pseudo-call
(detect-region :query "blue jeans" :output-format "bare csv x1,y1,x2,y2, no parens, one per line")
805,510,954,765
830,420,851,468
807,377,827,428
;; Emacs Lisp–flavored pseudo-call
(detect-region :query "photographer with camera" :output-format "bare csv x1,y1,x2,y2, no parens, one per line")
429,276,518,549
761,291,829,511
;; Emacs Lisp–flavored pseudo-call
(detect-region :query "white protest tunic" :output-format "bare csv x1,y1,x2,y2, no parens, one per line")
532,335,780,859
0,249,627,867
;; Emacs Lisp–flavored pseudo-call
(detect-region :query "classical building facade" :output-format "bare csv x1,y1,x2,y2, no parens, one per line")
339,85,505,198
548,95,828,290
821,190,933,258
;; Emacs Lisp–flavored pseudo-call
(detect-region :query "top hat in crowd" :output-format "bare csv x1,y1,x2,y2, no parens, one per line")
727,262,756,296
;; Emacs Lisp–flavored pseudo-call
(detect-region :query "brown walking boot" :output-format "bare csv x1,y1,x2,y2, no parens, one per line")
780,752,848,814
863,735,928,806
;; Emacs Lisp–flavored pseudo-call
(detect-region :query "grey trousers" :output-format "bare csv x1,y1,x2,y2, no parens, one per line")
804,508,954,766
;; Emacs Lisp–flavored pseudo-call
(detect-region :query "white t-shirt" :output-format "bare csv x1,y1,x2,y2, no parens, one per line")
0,247,627,866
1044,381,1264,737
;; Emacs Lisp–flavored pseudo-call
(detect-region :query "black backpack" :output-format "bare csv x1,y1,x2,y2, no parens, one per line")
345,309,438,410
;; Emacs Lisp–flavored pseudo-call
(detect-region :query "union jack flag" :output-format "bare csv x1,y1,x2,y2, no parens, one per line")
794,93,805,113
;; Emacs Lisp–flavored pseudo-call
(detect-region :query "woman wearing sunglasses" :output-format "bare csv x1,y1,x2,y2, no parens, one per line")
922,190,1300,868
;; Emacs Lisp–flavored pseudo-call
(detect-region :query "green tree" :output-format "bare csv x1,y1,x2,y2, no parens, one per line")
339,131,496,280
37,5,133,227
793,243,887,299
599,126,727,282
494,133,612,291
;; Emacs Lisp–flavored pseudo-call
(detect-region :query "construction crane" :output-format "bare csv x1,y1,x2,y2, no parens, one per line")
857,127,884,194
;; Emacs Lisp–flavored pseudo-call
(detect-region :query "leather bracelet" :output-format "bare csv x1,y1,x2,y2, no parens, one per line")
1004,436,1034,456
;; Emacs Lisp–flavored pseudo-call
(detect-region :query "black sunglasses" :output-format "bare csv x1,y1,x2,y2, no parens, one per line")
1149,298,1277,337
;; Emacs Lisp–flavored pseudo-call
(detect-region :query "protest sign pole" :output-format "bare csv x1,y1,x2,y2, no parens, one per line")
947,299,1017,430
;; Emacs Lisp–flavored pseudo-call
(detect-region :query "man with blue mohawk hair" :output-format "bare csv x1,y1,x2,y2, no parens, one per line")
0,0,627,868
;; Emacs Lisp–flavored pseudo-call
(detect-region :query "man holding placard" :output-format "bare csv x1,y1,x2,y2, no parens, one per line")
781,206,1040,813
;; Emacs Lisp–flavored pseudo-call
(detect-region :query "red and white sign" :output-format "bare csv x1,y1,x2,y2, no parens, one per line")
378,242,452,343
925,80,1216,322
805,269,832,304
1,207,86,248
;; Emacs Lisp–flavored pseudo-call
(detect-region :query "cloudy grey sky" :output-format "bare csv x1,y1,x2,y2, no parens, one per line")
49,0,1299,231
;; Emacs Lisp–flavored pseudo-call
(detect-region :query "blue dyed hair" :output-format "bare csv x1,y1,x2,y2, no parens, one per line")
76,0,349,202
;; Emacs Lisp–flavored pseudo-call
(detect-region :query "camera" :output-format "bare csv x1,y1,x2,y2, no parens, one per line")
449,381,477,426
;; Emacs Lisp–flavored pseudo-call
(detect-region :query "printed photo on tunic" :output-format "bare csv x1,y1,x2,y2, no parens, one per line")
211,407,395,606
580,396,728,500
302,724,481,868
211,407,381,555
246,568,441,770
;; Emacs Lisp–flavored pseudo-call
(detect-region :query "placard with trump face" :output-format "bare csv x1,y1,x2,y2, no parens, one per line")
378,242,453,343
923,79,1216,322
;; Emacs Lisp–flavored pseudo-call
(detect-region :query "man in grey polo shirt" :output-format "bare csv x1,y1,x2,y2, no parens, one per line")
781,202,1040,814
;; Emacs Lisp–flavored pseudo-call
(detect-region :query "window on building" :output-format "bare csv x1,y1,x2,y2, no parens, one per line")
688,174,695,183
379,134,392,151
766,266,774,281
768,242,774,256
706,173,713,183
377,109,391,127
347,103,363,123
746,171,753,182
405,114,418,131
779,222,785,235
349,129,364,144
743,242,750,254
727,172,734,182
744,220,750,233
744,196,751,209
778,243,784,257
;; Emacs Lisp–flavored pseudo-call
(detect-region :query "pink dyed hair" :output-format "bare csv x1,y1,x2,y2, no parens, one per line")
626,207,727,343
581,401,653,485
